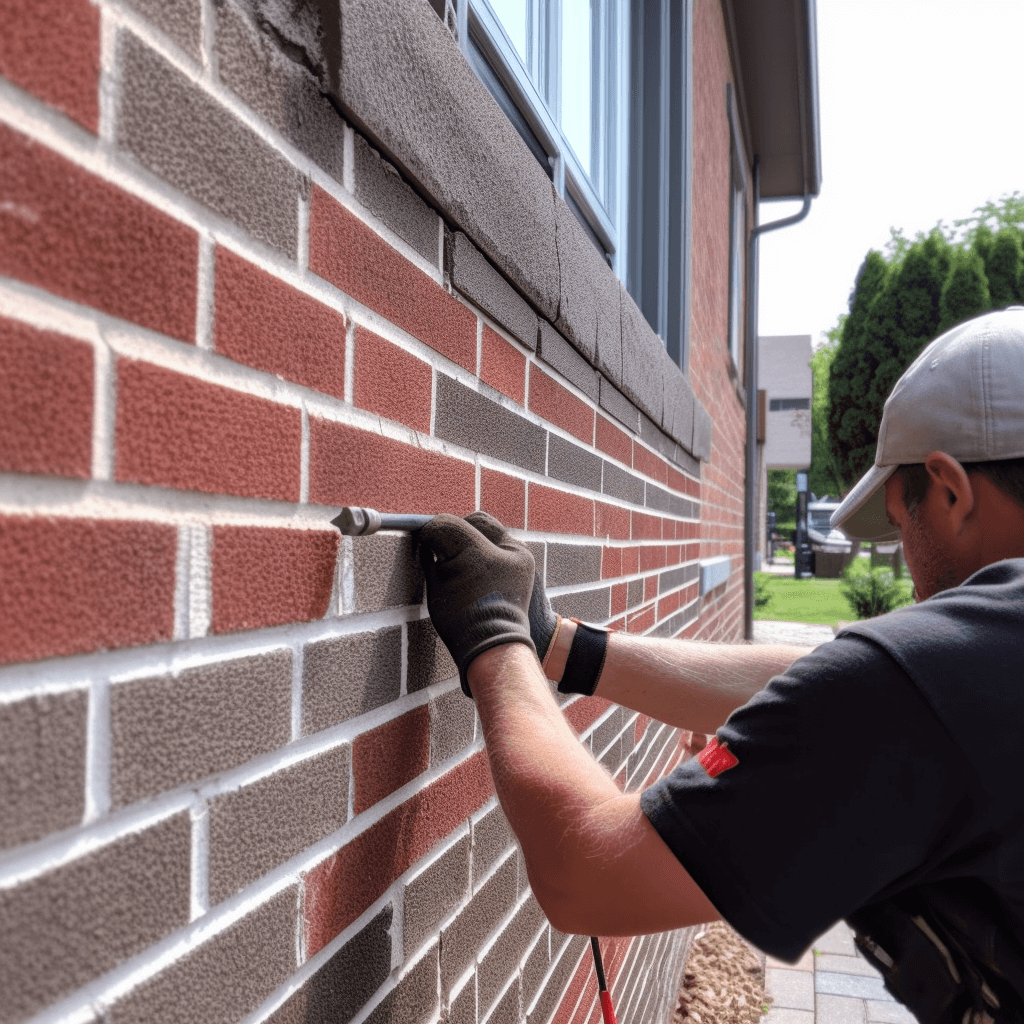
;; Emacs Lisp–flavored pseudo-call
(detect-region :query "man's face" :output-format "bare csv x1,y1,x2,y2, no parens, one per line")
883,472,962,601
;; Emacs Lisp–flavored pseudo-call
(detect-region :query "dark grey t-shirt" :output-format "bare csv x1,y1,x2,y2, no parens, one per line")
641,559,1024,965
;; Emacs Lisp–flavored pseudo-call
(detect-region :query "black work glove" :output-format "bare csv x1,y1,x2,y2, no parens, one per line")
418,512,537,697
466,512,558,662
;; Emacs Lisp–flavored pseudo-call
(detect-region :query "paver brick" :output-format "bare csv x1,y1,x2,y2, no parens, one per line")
0,690,87,850
812,921,858,956
766,967,815,1010
0,123,197,342
353,326,433,432
815,994,868,1024
302,627,402,734
403,835,470,957
0,319,93,479
815,973,891,1001
207,743,350,904
814,954,883,978
866,1000,917,1023
111,649,292,806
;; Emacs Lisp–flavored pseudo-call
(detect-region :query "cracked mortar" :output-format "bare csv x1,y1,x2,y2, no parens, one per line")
672,921,769,1024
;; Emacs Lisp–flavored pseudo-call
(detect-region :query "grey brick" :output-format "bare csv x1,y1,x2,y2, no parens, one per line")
356,134,441,264
626,578,645,606
814,996,867,1024
208,744,350,903
602,461,645,505
672,444,702,477
111,650,292,807
526,934,588,1023
815,973,890,1001
0,690,86,850
323,0,559,318
619,285,669,426
671,494,697,519
117,32,300,256
591,708,626,757
598,375,640,434
545,543,602,587
550,586,610,623
429,687,476,766
441,854,517,993
628,731,667,791
449,973,477,1024
645,482,674,514
659,564,698,594
527,540,547,587
600,734,627,773
407,618,458,692
352,533,424,613
638,412,677,461
866,1000,917,1023
364,942,439,1024
404,836,470,957
108,887,297,1024
484,975,521,1024
449,231,538,350
471,804,516,887
436,375,547,473
479,897,546,1016
0,812,191,1023
215,0,346,183
302,627,402,734
547,434,602,491
537,321,599,401
522,927,551,1007
692,400,713,462
123,0,201,58
553,196,620,379
267,907,392,1024
662,373,695,452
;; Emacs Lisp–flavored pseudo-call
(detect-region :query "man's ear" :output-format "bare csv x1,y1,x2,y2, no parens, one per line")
923,451,975,530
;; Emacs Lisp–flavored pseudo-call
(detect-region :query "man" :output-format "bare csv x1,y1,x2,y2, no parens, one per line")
418,308,1024,1024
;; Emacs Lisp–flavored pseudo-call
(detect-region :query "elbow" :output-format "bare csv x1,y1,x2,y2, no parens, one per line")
522,858,587,934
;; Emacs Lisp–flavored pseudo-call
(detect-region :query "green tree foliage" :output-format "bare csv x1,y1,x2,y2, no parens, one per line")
840,561,913,618
809,321,843,499
985,229,1024,307
939,248,990,332
768,469,797,525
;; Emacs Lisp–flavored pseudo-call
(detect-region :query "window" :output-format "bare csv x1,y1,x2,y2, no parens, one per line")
769,398,811,412
460,0,693,369
726,84,747,370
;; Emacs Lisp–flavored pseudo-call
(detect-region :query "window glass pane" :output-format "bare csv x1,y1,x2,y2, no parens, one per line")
487,0,529,66
561,0,594,179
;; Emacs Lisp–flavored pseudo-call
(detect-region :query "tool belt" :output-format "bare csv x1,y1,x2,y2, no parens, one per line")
848,894,1024,1024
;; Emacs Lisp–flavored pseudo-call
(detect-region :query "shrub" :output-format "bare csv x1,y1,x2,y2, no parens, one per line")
753,572,773,610
839,561,913,619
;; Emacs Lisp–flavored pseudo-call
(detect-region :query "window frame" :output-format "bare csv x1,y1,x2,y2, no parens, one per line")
726,82,749,374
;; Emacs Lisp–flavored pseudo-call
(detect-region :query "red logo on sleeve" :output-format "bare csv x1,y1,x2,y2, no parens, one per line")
697,736,739,778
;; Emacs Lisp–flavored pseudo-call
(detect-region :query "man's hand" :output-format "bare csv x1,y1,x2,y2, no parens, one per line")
418,512,536,696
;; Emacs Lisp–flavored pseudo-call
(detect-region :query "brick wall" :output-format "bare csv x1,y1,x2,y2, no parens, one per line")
0,1,747,1023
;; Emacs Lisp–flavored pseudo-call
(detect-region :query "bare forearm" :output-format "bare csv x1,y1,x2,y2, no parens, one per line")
596,632,811,733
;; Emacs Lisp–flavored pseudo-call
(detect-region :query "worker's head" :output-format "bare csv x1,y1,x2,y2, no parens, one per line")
831,307,1024,600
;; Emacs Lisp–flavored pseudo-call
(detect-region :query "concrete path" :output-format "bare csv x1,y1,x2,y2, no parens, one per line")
752,619,836,647
763,920,915,1024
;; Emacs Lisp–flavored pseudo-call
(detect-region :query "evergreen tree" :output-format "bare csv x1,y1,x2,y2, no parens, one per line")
939,247,990,332
984,228,1024,307
809,329,842,499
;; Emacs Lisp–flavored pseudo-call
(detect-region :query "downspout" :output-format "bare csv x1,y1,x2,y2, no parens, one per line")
743,169,813,640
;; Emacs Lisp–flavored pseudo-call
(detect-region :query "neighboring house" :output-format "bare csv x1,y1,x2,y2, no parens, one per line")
0,2,819,1024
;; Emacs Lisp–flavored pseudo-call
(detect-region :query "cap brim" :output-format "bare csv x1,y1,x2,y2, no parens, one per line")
830,464,901,542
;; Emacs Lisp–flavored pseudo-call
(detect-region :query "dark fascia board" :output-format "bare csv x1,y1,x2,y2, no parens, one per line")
724,0,822,200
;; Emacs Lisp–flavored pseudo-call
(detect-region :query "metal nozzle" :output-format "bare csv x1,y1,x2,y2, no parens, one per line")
330,506,433,536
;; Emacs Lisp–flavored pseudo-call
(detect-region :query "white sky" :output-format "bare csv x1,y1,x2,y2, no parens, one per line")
757,0,1024,347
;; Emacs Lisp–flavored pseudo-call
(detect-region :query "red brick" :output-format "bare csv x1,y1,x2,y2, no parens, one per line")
639,546,667,572
214,248,346,398
211,527,338,634
595,501,630,541
562,696,612,736
527,484,593,536
667,467,687,494
631,511,662,540
552,953,593,1024
480,325,525,405
353,707,430,815
0,515,175,665
611,583,627,616
627,606,654,633
608,616,625,632
644,576,658,601
0,318,92,478
309,418,474,514
601,547,622,580
632,443,666,483
0,0,99,131
594,416,632,466
528,365,594,444
634,714,650,744
309,188,475,371
569,992,596,1024
657,590,682,620
0,125,197,341
480,469,526,529
353,327,432,433
621,546,640,576
303,750,492,955
116,361,301,500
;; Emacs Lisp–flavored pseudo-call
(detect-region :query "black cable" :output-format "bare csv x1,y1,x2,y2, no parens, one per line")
591,935,608,992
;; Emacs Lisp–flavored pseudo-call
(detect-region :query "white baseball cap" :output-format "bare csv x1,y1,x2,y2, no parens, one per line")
831,307,1024,541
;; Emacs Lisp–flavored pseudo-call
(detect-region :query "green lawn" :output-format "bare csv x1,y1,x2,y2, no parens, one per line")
754,575,853,627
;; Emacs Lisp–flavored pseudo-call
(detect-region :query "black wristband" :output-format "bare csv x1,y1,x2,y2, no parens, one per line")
557,622,609,696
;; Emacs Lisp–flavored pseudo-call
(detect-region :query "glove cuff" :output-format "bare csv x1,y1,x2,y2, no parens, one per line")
556,621,610,697
460,634,538,698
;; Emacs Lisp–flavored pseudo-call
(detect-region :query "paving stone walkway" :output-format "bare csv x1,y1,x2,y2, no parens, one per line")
751,619,837,647
763,920,915,1024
